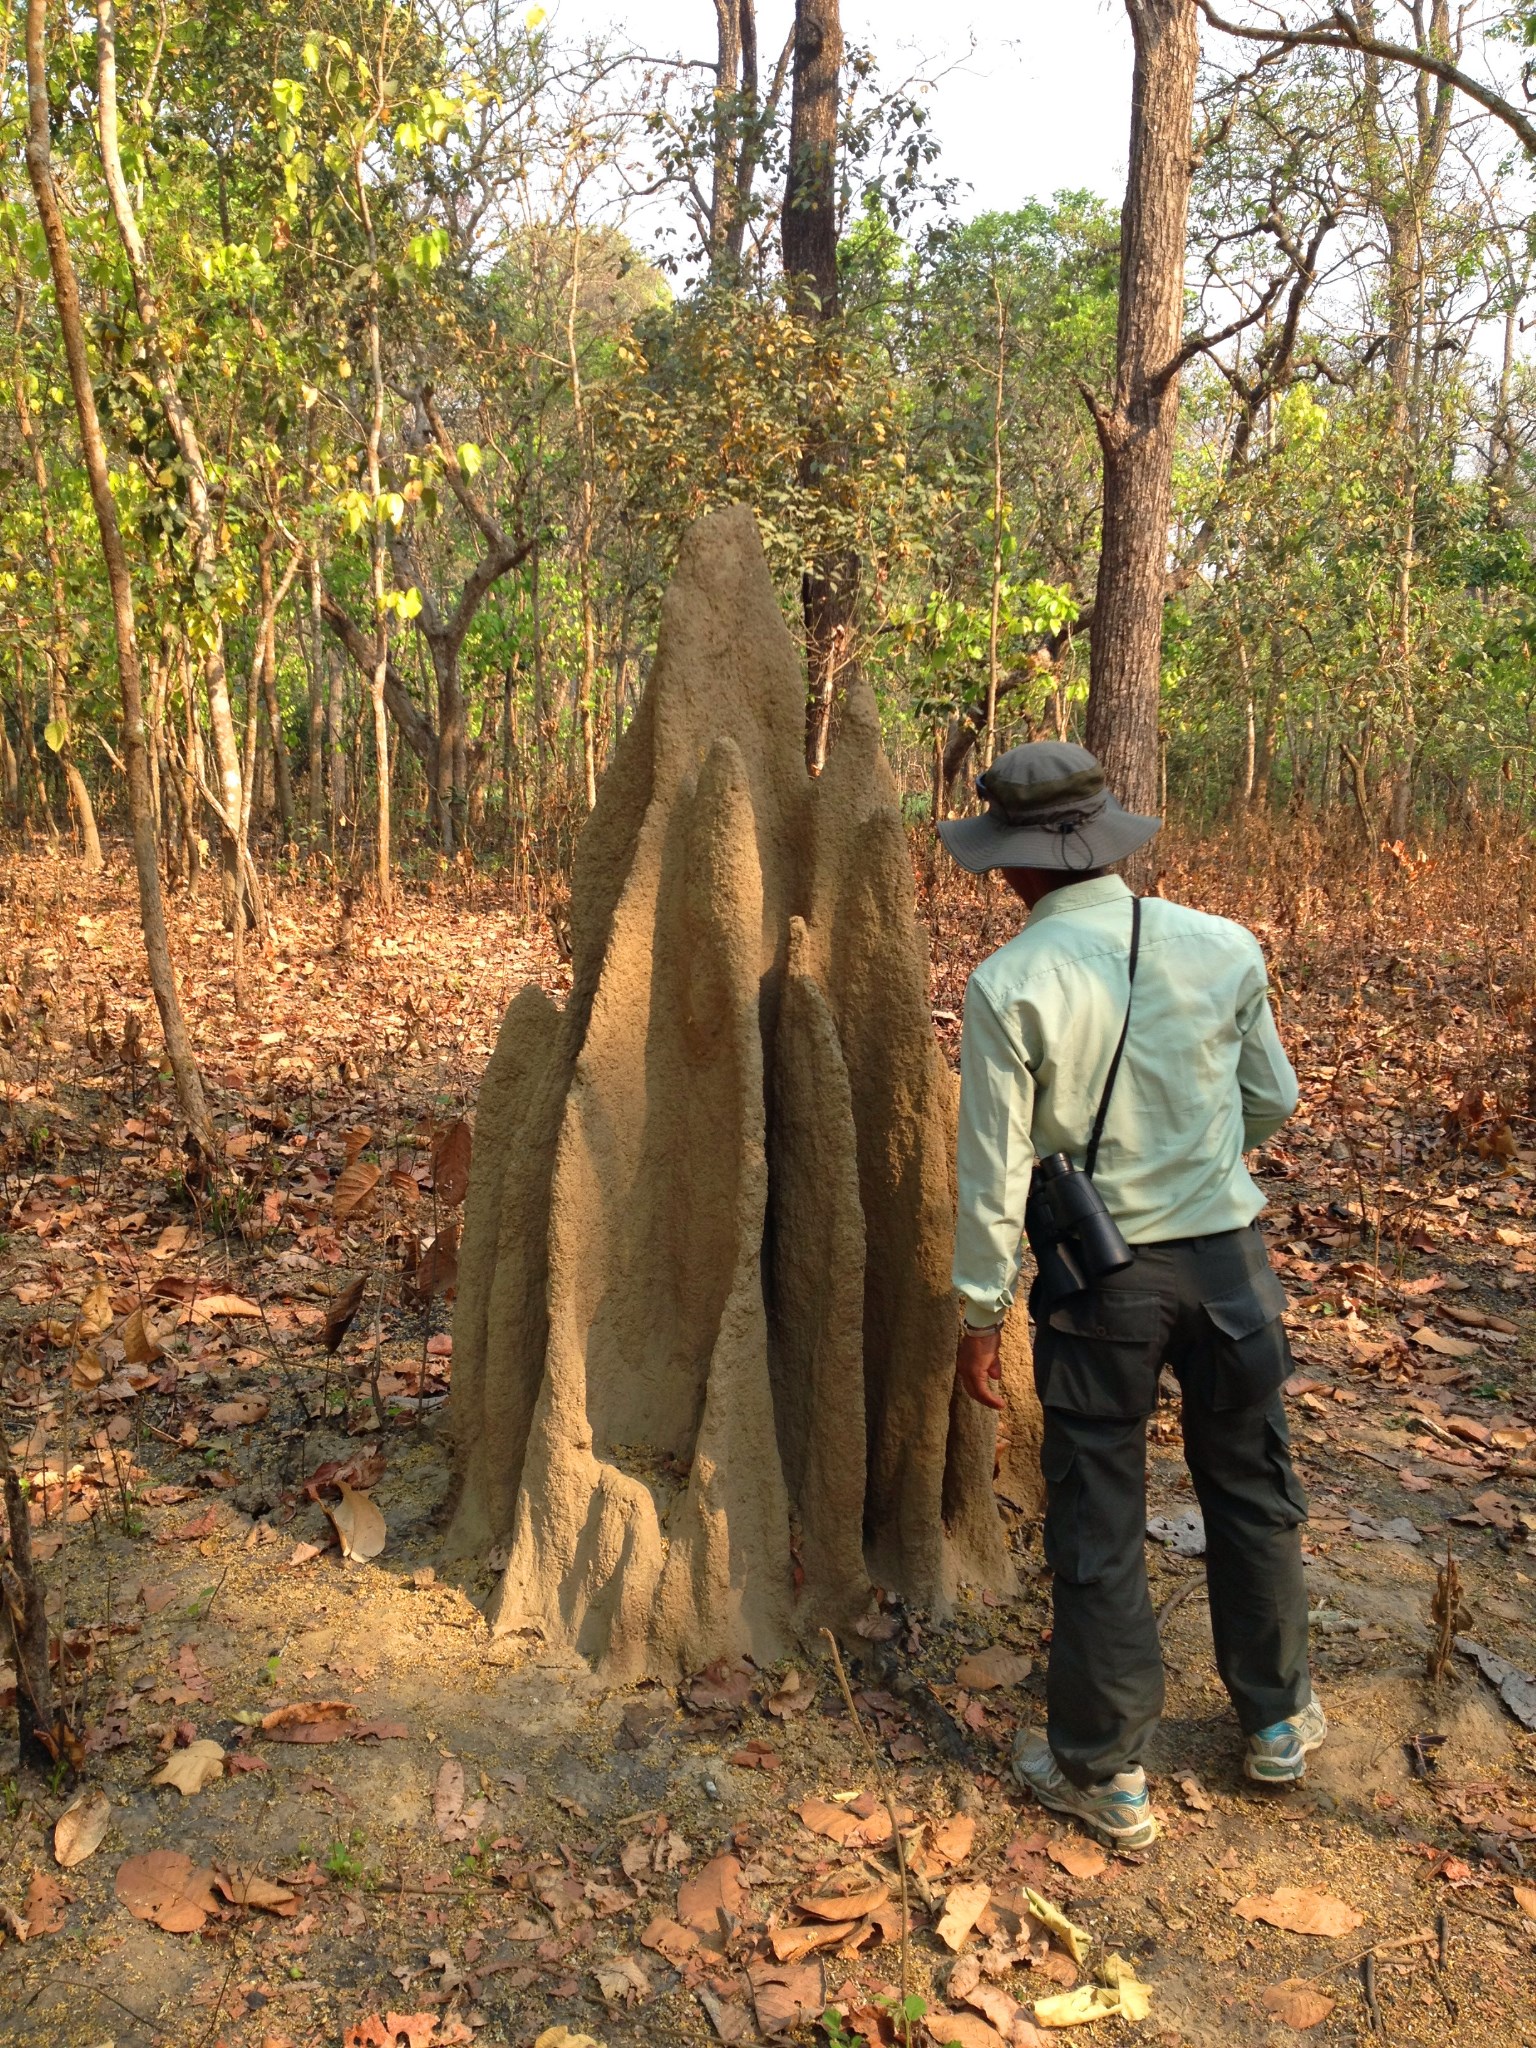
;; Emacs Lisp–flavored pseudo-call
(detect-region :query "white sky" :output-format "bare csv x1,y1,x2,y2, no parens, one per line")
547,0,1134,220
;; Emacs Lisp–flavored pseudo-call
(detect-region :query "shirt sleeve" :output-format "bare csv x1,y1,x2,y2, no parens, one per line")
953,972,1036,1327
1235,941,1299,1149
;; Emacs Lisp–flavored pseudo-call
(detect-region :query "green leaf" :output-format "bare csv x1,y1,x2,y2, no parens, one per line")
43,719,67,754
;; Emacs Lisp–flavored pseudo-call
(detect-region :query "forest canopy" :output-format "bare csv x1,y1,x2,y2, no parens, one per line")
3,0,1536,920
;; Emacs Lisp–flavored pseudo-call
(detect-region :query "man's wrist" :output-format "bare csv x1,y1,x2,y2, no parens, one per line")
960,1313,1005,1335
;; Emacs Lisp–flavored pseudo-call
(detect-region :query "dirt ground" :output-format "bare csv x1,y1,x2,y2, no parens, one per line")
2,829,1535,2048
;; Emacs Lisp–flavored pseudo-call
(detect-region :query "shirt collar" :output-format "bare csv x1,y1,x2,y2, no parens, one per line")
1025,873,1133,928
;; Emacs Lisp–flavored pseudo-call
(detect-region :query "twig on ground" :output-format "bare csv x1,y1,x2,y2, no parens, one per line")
1156,1572,1206,1633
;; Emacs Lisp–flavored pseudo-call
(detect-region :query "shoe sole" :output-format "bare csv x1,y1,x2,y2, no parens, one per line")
1244,1726,1327,1786
1012,1768,1160,1850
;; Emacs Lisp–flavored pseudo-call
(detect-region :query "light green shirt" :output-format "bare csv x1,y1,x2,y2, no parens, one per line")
954,874,1298,1328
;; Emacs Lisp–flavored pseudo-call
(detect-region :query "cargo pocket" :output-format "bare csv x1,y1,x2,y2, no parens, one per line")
1035,1288,1164,1418
1199,1265,1291,1411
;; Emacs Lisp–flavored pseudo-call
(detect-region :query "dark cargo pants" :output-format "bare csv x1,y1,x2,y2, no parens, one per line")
1031,1223,1310,1787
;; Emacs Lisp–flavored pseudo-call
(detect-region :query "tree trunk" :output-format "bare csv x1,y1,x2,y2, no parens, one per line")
93,0,245,927
1084,0,1199,835
1,1436,57,1774
24,0,212,1147
307,556,326,835
783,0,856,776
430,638,459,855
984,277,1009,769
259,548,297,844
0,696,19,818
9,302,103,871
328,640,348,835
11,648,56,836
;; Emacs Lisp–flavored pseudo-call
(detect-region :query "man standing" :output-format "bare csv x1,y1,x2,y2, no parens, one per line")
940,741,1321,1851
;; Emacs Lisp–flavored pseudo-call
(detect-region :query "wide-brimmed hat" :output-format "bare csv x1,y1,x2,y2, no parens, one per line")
936,741,1161,874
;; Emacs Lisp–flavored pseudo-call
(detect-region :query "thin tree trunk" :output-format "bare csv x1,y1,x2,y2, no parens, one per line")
328,641,348,837
13,647,57,837
307,556,326,836
340,89,395,904
24,0,212,1146
259,545,297,843
1,1434,56,1774
1084,0,1199,842
984,276,1009,769
9,292,103,870
0,697,18,817
783,0,855,776
93,0,245,928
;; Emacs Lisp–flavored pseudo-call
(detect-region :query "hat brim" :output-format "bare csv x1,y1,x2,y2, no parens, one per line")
936,800,1161,875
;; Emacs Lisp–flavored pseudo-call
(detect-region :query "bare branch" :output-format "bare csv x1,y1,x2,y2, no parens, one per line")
1196,0,1536,156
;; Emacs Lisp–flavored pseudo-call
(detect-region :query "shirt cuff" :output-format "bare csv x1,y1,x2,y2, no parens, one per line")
958,1291,1011,1331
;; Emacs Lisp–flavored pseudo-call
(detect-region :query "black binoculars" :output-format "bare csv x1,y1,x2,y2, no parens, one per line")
1023,1151,1134,1304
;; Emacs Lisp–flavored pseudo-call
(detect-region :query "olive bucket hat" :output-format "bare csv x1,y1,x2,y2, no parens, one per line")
936,740,1161,874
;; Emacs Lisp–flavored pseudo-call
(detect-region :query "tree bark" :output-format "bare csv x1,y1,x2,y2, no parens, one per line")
23,0,212,1147
782,0,856,776
306,554,326,835
1084,0,1200,834
258,544,297,844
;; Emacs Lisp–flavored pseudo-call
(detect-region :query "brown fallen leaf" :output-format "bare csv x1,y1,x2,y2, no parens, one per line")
956,1974,1046,2044
1261,1979,1336,2029
929,1812,976,1867
769,1918,861,1961
1513,1882,1536,1919
69,1348,104,1389
640,1913,700,1963
78,1280,114,1340
593,1954,651,2005
1047,1839,1106,1881
261,1699,356,1733
21,1871,68,1937
214,1868,298,1917
114,1850,219,1932
937,1881,992,1952
1178,1773,1213,1813
954,1646,1033,1690
765,1666,817,1717
163,1507,218,1542
794,1872,889,1922
431,1119,473,1204
748,1956,824,2037
54,1786,111,1868
433,1758,465,1836
922,2011,1007,2048
1235,1887,1363,1938
796,1796,861,1846
188,1291,263,1322
323,1274,368,1353
122,1306,166,1365
333,1158,381,1223
404,1224,459,1307
728,1738,781,1770
695,1987,754,2043
677,1852,748,1949
322,1480,387,1562
152,1738,226,1797
210,1395,269,1428
687,1658,754,1711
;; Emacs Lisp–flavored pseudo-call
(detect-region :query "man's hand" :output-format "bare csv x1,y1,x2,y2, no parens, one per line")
956,1324,1005,1410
